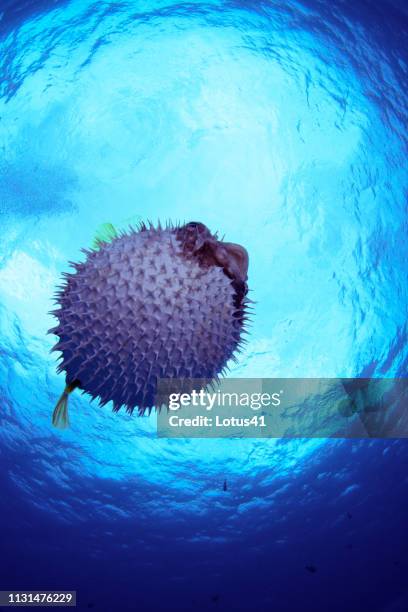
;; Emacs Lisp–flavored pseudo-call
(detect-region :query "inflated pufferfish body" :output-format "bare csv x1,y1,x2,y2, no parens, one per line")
50,221,250,428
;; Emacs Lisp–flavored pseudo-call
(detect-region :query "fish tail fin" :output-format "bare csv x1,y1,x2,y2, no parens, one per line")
52,381,79,429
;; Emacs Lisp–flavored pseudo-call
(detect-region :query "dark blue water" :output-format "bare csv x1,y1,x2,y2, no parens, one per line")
0,0,407,610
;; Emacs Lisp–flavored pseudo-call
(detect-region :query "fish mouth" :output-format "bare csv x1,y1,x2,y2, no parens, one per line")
177,221,249,297
211,241,248,284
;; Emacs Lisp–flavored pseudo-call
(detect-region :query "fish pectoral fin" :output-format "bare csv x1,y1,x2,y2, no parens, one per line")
92,222,119,249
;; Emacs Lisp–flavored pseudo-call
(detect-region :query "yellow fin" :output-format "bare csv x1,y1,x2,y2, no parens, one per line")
92,216,143,250
92,222,119,249
52,384,74,429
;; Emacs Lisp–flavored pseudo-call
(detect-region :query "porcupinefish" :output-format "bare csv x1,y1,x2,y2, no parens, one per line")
50,221,250,428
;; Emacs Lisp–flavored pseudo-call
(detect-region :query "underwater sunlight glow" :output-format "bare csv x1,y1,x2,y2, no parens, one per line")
0,1,407,610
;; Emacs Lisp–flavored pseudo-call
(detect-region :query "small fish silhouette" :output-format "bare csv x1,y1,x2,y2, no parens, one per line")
223,479,228,491
305,564,317,573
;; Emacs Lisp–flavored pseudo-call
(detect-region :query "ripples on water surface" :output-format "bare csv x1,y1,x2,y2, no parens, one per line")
0,1,407,610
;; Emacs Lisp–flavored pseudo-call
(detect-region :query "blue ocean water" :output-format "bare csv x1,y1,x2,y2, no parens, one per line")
0,0,407,610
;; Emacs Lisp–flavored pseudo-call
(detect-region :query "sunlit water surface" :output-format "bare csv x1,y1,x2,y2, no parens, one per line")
0,1,407,610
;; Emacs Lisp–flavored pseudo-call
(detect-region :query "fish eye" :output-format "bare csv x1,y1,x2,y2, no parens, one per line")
186,221,207,233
